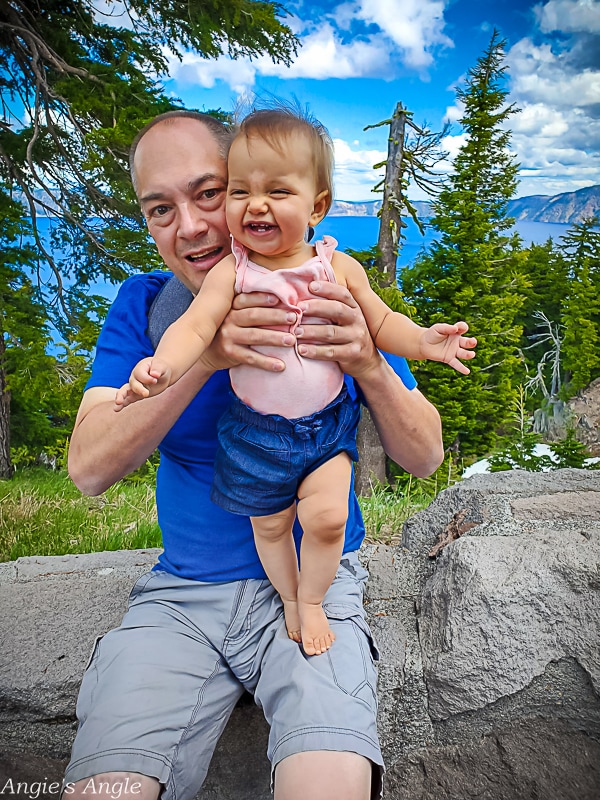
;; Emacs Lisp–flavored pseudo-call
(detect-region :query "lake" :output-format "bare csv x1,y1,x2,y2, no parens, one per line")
317,216,571,269
34,216,572,305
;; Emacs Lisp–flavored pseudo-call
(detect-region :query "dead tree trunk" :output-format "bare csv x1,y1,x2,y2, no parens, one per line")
0,333,14,478
356,105,407,496
377,104,407,286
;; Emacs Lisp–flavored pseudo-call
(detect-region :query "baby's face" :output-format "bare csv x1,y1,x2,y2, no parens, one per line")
225,132,328,266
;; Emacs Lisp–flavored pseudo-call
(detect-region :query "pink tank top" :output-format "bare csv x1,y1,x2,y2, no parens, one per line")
229,236,344,418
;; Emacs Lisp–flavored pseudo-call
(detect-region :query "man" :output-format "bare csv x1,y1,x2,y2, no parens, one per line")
65,110,444,800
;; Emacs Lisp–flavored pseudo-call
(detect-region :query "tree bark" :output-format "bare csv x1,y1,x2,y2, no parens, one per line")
354,409,387,496
356,106,407,492
377,104,406,286
0,334,14,478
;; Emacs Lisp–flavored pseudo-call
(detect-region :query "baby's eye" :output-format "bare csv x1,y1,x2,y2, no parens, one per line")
229,188,247,197
271,189,291,196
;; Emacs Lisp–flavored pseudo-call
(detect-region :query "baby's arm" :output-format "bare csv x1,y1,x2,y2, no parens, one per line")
115,256,236,409
333,252,477,374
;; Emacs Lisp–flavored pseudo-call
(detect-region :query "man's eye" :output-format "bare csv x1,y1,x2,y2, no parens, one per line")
151,205,171,217
202,188,219,200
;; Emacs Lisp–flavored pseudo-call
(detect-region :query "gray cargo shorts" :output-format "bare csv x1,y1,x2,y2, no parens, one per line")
63,551,384,800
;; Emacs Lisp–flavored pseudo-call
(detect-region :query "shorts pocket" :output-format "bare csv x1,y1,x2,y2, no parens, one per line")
218,421,294,486
322,604,380,701
83,633,104,672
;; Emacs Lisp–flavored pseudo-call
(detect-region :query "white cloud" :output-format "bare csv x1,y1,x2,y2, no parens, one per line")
165,0,454,94
332,138,387,201
504,3,600,197
535,0,600,34
169,52,258,94
508,38,600,108
256,23,388,79
352,0,453,69
166,23,388,93
443,101,464,124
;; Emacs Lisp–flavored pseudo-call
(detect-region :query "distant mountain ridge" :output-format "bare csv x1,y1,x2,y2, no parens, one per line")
507,185,600,223
330,185,600,224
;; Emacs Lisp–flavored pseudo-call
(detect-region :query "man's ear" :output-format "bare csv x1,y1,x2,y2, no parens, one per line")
309,190,329,227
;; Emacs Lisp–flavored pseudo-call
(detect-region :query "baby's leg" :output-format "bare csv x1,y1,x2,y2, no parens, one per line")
250,503,302,642
296,452,353,656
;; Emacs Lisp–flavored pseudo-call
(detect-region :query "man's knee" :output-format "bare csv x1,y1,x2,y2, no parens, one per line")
63,773,160,800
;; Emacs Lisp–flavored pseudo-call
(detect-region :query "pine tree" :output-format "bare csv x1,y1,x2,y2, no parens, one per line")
401,31,527,460
516,241,568,406
0,0,297,475
561,217,600,392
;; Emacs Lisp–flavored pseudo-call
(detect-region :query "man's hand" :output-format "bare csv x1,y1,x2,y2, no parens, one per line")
206,282,383,379
294,281,379,379
206,291,297,372
420,322,477,375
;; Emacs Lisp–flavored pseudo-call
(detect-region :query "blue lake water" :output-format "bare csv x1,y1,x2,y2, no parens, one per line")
317,216,571,269
34,216,572,305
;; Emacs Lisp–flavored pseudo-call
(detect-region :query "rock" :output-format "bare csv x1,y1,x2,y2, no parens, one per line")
419,528,600,719
1,469,599,799
568,377,600,457
385,718,600,800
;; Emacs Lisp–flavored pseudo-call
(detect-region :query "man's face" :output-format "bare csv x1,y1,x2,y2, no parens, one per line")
133,118,231,294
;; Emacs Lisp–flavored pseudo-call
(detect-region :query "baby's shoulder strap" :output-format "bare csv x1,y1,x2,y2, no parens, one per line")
314,235,338,283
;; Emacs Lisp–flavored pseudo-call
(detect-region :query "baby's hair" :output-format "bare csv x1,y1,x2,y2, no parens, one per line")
235,103,334,216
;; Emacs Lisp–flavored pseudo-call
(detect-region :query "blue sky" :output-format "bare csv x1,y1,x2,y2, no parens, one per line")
115,0,600,203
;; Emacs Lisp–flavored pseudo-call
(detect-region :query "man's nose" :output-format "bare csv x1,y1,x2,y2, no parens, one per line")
177,203,209,238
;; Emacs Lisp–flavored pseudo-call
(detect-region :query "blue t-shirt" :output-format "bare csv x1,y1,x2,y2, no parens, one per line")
86,271,417,582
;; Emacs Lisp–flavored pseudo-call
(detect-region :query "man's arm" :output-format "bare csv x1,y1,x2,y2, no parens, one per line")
70,285,297,496
68,362,216,495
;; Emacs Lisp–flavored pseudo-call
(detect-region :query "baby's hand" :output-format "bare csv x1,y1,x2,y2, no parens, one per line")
114,382,142,411
421,322,477,375
113,357,172,411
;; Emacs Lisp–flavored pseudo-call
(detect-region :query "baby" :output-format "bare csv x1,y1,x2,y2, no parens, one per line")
115,106,476,655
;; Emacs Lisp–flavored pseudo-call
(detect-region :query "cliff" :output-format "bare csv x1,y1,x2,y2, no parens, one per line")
507,184,600,224
330,185,600,225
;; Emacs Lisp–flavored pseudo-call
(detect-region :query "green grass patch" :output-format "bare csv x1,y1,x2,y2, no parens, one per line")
0,466,439,562
359,477,435,545
0,468,161,562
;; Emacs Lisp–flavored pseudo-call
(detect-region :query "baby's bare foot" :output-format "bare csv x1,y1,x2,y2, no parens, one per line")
282,599,302,643
298,601,335,656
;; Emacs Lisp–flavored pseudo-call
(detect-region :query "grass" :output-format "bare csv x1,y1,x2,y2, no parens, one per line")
0,468,161,562
0,467,438,562
359,477,435,545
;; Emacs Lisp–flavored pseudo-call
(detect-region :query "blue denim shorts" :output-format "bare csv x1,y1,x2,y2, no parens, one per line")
211,386,360,516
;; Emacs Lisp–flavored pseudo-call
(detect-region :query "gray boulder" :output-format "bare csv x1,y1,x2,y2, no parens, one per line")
1,469,599,799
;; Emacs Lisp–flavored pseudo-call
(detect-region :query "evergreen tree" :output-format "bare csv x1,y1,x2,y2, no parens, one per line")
0,0,297,474
560,217,600,392
1,0,296,334
515,240,568,408
401,31,527,460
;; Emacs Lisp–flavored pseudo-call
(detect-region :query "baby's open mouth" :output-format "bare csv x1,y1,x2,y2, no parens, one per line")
246,223,276,233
